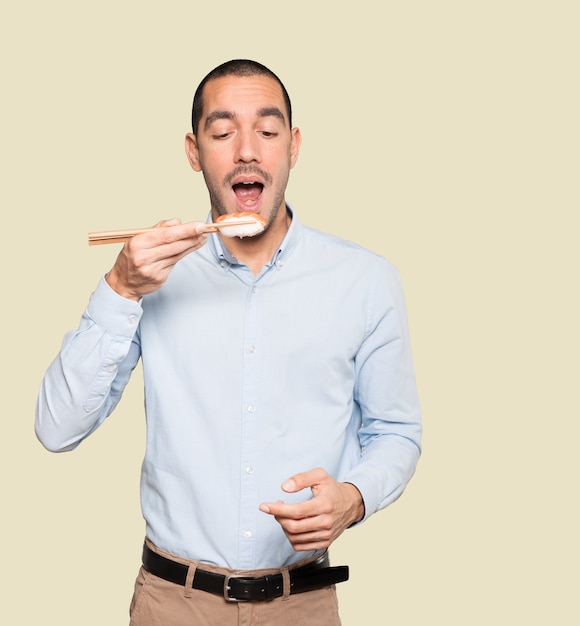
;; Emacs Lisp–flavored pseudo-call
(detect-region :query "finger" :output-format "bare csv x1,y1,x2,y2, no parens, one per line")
161,223,209,251
129,223,208,256
285,526,332,544
287,536,333,551
259,498,319,519
259,501,298,517
150,221,205,244
162,235,208,266
279,518,336,551
281,467,328,494
195,223,210,235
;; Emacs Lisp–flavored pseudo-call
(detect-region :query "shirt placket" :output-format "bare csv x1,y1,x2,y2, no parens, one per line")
238,281,261,568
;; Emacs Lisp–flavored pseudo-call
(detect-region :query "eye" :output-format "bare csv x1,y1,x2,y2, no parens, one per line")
260,131,278,138
213,132,232,140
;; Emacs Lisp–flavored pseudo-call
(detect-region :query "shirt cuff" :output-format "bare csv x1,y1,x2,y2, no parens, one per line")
341,468,381,524
85,275,143,338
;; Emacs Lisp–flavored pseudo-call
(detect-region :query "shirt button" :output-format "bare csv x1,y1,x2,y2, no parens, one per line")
245,466,254,474
243,531,252,539
276,259,284,268
251,285,257,293
128,315,137,325
248,345,256,353
247,405,256,414
220,260,228,268
106,365,115,373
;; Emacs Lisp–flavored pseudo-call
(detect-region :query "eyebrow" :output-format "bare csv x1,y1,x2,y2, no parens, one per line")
257,107,286,124
204,106,286,131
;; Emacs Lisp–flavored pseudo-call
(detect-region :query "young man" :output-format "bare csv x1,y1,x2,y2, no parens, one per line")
36,60,422,625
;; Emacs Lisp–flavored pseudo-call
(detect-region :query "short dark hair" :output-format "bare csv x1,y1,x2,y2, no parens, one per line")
191,59,292,135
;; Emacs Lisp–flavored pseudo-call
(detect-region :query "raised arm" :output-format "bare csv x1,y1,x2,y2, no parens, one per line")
35,219,209,452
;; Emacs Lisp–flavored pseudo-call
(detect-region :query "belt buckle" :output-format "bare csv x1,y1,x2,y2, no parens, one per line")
223,575,251,602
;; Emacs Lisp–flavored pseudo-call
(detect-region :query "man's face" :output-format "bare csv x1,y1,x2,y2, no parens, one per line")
185,75,301,228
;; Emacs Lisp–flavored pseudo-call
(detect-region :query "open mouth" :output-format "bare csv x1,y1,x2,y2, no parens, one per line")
232,181,264,206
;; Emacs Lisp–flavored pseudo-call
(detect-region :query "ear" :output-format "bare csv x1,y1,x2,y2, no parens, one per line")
289,127,302,169
185,133,202,172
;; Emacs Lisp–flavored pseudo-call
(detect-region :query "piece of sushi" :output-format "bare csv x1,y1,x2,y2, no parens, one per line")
216,212,267,238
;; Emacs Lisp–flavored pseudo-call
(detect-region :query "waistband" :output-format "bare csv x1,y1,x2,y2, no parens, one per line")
142,542,349,602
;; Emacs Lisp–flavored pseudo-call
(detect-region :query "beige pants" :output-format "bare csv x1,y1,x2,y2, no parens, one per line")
129,541,343,626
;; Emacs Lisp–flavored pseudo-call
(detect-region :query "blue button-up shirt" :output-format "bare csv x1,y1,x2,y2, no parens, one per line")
36,209,421,569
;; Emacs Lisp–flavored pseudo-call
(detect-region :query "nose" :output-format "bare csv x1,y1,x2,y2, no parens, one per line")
234,129,260,163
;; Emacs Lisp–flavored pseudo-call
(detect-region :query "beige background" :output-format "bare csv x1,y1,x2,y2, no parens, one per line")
1,1,578,624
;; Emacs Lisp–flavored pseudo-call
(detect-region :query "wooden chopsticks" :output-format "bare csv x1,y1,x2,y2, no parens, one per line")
88,221,255,245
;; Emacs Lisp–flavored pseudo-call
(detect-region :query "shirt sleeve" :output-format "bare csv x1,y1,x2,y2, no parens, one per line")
35,276,143,452
343,258,422,521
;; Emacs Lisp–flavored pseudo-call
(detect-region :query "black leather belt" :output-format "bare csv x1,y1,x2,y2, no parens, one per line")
142,543,349,602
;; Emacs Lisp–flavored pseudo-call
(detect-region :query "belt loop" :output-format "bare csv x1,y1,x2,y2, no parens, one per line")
183,563,197,598
281,567,291,601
